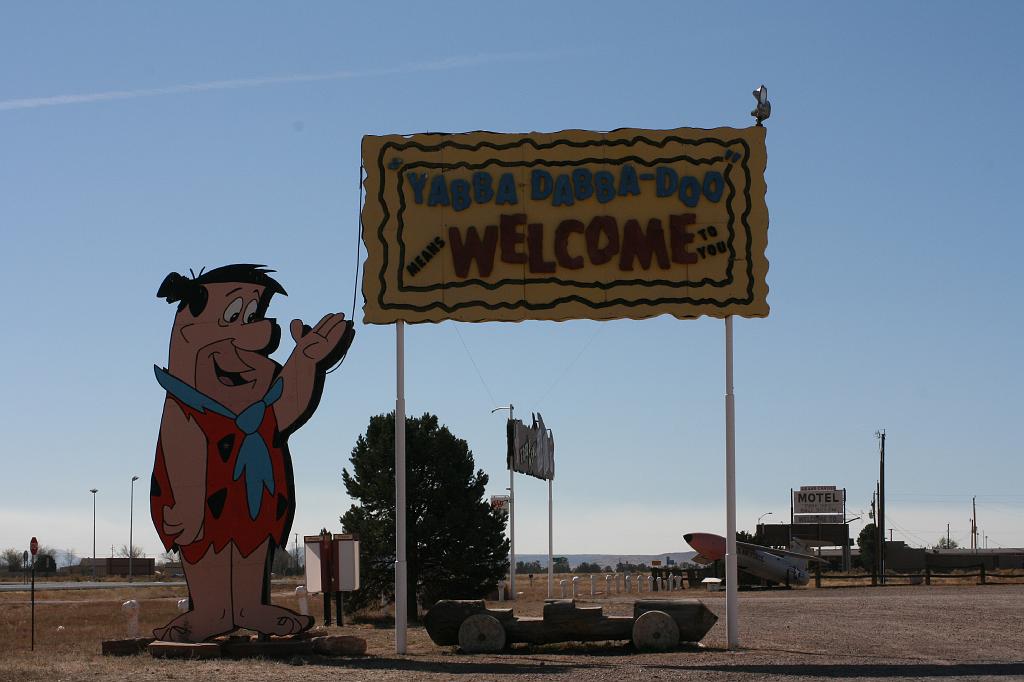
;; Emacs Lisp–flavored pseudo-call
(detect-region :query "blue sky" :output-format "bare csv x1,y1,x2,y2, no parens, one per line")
2,2,1022,562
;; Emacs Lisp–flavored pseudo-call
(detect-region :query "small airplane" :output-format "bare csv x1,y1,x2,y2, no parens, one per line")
683,532,828,586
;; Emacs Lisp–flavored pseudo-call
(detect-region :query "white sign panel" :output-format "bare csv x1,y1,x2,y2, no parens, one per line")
304,541,325,594
490,495,510,515
303,534,360,594
792,487,845,515
337,539,360,592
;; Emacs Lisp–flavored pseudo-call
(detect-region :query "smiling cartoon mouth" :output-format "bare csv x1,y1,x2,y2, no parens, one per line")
212,356,253,387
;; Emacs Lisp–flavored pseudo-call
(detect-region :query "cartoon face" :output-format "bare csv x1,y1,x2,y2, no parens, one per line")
168,282,281,413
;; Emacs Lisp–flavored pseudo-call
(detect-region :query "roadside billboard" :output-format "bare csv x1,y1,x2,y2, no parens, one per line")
792,486,845,515
361,127,769,323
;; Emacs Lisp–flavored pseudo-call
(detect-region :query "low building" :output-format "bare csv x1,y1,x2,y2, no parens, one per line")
71,557,155,577
874,541,1024,572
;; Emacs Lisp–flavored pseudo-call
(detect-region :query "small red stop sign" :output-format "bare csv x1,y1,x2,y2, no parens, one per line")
30,537,38,556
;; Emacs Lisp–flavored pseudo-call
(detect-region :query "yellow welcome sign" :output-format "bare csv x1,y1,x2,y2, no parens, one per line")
361,127,768,323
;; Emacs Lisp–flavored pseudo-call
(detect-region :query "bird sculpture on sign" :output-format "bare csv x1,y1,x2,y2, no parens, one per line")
149,264,354,642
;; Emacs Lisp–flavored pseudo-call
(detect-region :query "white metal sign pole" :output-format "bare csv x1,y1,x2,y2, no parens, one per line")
547,479,553,598
725,316,739,648
395,321,407,654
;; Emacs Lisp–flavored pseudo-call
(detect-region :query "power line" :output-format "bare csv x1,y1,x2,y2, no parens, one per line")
453,325,497,406
535,325,603,407
884,513,930,548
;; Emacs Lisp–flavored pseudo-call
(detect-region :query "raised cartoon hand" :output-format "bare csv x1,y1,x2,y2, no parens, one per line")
289,312,353,366
162,502,204,547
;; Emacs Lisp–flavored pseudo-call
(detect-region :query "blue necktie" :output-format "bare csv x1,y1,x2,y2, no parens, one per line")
155,366,284,520
232,378,284,519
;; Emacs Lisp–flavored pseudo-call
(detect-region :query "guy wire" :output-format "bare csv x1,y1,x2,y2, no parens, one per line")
326,163,364,375
453,324,497,406
535,324,603,407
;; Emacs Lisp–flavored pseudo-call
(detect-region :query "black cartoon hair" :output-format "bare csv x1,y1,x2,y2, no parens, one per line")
157,264,287,317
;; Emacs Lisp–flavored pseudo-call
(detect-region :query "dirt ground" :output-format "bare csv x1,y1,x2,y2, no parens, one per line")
1,579,1022,681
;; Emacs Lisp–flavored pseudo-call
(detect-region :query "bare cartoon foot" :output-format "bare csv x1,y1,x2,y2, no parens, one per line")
153,609,234,642
234,604,314,636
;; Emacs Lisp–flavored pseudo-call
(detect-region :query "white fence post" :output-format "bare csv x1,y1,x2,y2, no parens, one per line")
121,600,139,638
295,585,309,616
560,579,567,598
590,574,596,596
498,580,505,602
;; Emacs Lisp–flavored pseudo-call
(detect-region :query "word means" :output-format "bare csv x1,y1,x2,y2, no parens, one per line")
406,236,446,277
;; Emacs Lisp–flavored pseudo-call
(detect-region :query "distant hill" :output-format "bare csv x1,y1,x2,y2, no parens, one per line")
515,552,696,570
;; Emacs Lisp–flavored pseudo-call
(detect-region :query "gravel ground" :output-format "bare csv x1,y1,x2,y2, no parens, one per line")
2,584,1022,681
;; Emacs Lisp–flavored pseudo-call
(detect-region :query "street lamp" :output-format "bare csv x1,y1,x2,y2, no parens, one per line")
90,488,98,578
129,475,139,581
491,404,514,600
757,511,773,527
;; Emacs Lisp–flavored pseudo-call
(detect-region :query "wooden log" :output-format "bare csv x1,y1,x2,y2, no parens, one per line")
148,641,222,659
505,615,634,644
632,610,679,652
424,600,514,646
312,635,368,656
542,600,603,623
101,637,155,656
458,614,507,653
426,597,718,650
633,599,717,643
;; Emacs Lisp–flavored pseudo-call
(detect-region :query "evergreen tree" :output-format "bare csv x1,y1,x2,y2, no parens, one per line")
736,530,762,545
341,412,510,618
516,560,544,575
857,523,878,571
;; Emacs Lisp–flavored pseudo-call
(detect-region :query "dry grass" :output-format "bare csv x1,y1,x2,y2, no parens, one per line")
2,576,1023,681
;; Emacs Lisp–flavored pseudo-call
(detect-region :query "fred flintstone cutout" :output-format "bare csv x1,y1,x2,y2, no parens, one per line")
150,264,354,642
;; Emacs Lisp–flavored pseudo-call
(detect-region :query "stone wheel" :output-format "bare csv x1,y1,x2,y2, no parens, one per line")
632,610,679,652
458,613,506,654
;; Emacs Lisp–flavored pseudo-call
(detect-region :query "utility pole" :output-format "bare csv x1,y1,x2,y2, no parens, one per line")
874,483,881,580
972,496,977,550
875,430,886,585
90,488,98,578
947,523,950,548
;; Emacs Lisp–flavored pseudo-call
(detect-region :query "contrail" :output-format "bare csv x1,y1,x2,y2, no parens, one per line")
0,51,552,111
